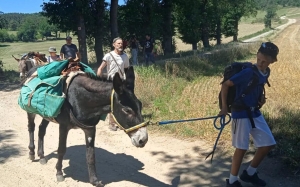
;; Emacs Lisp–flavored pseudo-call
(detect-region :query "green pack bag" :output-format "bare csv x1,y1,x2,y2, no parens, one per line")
37,60,95,80
18,76,66,118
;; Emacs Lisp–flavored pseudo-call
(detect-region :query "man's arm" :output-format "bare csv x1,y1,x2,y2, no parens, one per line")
97,61,107,77
219,80,234,116
60,45,65,60
75,45,80,59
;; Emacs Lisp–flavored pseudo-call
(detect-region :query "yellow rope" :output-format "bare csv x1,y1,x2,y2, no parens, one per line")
110,90,148,133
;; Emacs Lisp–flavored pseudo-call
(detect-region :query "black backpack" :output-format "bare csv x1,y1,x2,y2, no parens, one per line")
218,62,270,113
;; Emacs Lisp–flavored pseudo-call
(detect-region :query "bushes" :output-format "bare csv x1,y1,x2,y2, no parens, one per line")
0,30,17,42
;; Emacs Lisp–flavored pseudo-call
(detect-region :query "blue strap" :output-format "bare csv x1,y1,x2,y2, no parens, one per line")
205,114,231,163
157,114,231,163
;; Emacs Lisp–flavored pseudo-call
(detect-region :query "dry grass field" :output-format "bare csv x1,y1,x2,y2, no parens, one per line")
134,20,300,166
175,23,265,52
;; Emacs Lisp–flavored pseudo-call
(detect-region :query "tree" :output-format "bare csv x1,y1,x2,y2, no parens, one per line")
17,18,38,42
161,0,174,54
264,6,277,28
42,0,89,64
175,0,212,50
223,0,257,42
0,11,8,30
110,0,119,41
39,18,53,40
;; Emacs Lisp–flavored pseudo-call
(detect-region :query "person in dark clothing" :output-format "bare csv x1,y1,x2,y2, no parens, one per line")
129,35,139,65
60,36,80,60
143,34,155,65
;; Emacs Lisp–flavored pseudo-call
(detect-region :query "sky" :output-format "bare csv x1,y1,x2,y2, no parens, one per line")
0,0,125,14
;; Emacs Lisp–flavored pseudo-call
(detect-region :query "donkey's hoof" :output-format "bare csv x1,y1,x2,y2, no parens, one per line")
95,181,105,187
29,154,35,160
39,158,47,165
56,175,65,182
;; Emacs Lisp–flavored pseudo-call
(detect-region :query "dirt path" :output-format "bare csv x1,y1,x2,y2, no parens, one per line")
243,17,297,42
1,24,300,187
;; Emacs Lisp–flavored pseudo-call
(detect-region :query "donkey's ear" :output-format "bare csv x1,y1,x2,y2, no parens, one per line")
113,72,124,94
125,66,135,79
125,66,135,93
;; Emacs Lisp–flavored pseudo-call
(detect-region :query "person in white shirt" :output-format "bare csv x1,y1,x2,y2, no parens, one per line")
97,37,130,131
97,37,129,80
47,47,61,63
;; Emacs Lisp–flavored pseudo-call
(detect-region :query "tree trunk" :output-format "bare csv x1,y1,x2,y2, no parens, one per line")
201,26,209,48
200,0,209,48
233,18,238,42
77,15,88,64
94,0,105,65
162,0,173,55
110,0,119,42
192,42,197,50
216,17,221,45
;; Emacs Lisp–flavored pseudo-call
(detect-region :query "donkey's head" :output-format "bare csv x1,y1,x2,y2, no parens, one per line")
111,67,148,147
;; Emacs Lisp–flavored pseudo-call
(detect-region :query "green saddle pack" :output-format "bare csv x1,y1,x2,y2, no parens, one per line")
18,61,107,120
37,60,95,79
18,75,66,118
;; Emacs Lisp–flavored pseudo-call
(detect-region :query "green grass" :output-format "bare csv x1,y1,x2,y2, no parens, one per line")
287,13,300,19
239,28,272,41
0,39,79,71
241,7,300,24
7,31,17,35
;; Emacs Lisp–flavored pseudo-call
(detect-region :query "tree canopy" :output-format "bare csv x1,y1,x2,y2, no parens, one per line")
2,0,300,61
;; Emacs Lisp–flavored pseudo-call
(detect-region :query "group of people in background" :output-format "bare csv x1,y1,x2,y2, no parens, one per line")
46,35,80,63
124,33,157,66
46,34,157,66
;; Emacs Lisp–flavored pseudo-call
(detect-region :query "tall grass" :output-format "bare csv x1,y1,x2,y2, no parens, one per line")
135,42,259,142
135,37,300,168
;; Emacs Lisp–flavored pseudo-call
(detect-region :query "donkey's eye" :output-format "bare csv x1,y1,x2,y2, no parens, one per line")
122,107,134,114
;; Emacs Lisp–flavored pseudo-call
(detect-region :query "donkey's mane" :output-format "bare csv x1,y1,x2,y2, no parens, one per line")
83,72,112,82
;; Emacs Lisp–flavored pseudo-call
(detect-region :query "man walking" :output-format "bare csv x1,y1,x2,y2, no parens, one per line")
60,36,80,60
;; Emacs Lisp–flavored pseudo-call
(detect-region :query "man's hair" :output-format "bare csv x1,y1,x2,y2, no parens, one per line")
112,37,122,43
145,34,151,37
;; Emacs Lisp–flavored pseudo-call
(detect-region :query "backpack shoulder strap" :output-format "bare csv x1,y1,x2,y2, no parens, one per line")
242,69,259,96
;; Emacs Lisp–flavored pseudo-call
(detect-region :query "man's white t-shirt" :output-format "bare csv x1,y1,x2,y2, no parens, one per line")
102,51,129,80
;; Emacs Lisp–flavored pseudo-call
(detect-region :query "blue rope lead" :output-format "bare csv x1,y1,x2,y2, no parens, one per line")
157,114,231,163
205,114,231,163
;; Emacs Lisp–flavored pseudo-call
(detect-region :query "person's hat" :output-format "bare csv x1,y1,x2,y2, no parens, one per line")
48,47,57,53
258,42,279,61
66,36,72,40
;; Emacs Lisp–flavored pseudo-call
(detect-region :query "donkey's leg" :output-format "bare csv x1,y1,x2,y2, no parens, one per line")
84,128,104,187
55,124,69,182
27,113,36,160
37,119,50,165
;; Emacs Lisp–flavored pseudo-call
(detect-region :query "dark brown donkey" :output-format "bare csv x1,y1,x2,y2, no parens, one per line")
12,52,47,79
23,66,148,187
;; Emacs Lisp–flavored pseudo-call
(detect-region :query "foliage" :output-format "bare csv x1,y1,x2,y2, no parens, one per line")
119,0,165,43
0,12,7,29
222,0,257,40
174,0,208,49
255,0,300,9
0,29,17,42
17,17,39,42
264,6,277,28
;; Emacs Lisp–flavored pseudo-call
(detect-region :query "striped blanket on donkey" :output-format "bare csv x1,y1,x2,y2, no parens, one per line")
18,60,95,118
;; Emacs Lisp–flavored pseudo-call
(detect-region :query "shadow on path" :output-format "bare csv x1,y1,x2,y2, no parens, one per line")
0,130,21,164
46,145,179,186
